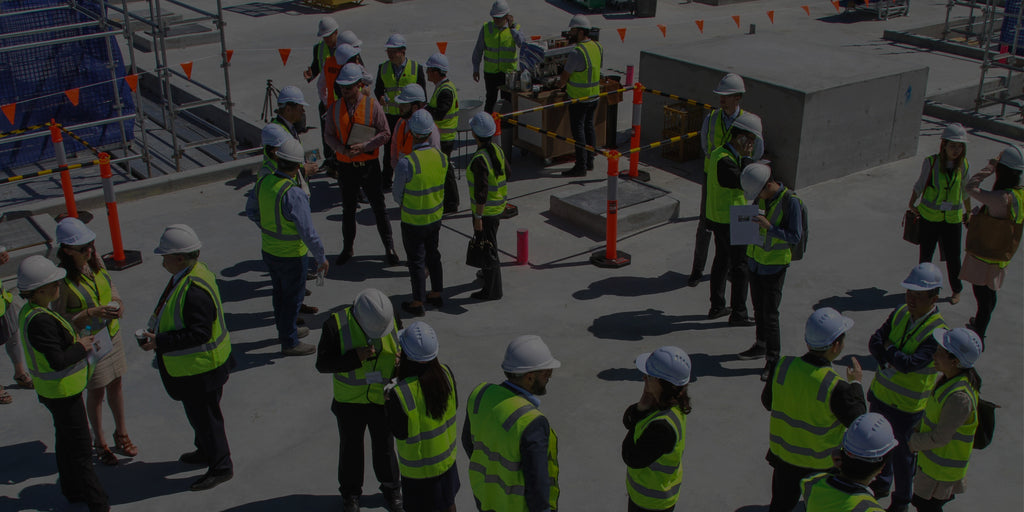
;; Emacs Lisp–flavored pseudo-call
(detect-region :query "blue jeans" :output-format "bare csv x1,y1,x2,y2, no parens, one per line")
868,391,923,507
262,251,307,350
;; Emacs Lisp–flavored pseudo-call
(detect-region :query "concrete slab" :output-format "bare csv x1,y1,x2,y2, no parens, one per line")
550,177,680,237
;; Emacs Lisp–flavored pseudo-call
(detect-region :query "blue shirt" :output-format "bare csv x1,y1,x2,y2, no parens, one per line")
747,186,802,276
245,170,326,264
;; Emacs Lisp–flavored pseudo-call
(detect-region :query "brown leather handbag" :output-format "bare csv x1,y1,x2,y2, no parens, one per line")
902,210,920,245
965,206,1023,261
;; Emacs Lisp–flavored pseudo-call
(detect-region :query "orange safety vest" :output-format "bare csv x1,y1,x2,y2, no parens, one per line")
323,56,342,105
392,117,414,158
333,93,380,163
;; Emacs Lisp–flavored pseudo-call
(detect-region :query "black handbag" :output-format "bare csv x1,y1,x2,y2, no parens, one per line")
974,397,999,450
466,235,496,269
902,209,920,245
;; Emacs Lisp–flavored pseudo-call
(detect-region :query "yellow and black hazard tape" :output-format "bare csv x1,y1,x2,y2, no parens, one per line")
501,86,634,118
641,88,714,110
56,124,101,156
0,159,100,185
0,123,49,140
502,117,612,158
617,131,701,156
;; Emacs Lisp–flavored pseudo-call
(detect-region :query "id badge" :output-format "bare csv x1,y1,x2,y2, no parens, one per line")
366,371,384,384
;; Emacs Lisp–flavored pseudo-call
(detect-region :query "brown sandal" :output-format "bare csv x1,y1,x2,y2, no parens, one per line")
14,373,33,389
95,444,118,466
0,386,11,405
113,432,138,457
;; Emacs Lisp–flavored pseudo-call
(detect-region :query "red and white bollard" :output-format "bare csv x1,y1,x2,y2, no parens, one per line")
98,153,142,270
50,120,79,219
628,83,649,181
517,229,529,265
590,151,631,268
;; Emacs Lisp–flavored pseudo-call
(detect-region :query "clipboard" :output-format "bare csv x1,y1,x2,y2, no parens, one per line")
346,123,376,147
730,204,762,246
87,329,113,366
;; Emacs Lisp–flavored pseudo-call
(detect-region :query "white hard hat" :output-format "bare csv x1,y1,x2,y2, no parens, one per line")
277,138,304,164
408,109,435,136
568,14,592,30
940,123,967,144
398,321,439,362
731,112,762,139
740,163,771,201
804,307,854,349
316,17,339,38
933,328,983,369
334,43,360,65
277,85,308,107
901,262,943,291
713,73,746,95
56,217,96,246
336,63,364,86
261,123,290,148
154,224,202,255
842,413,898,462
384,33,407,49
470,111,496,138
396,83,426,104
425,53,449,73
339,30,361,48
353,288,395,339
501,335,561,373
490,0,510,17
635,346,692,386
999,144,1024,171
17,255,66,292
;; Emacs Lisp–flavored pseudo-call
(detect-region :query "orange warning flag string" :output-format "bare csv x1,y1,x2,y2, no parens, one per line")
278,48,291,66
436,41,447,54
617,27,626,42
531,35,541,41
2,104,15,125
657,24,666,37
125,74,138,92
181,61,193,80
767,10,775,23
695,20,704,34
802,5,811,15
65,88,80,106
226,49,234,63
732,15,741,28
832,0,841,12
862,0,869,5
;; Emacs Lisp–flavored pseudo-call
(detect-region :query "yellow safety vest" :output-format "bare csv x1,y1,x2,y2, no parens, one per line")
869,306,944,413
0,278,13,317
746,187,794,266
401,147,448,226
482,21,519,74
704,146,746,224
429,79,459,142
566,40,602,100
801,473,886,512
156,262,231,377
19,304,89,399
919,155,968,224
467,144,508,217
379,59,420,116
704,108,743,158
393,365,458,479
256,173,308,258
331,308,398,405
917,374,978,483
61,268,120,338
769,356,845,470
626,407,686,511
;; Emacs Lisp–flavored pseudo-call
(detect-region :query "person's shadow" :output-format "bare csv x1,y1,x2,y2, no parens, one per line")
221,492,383,511
589,309,724,341
573,271,687,300
813,288,903,313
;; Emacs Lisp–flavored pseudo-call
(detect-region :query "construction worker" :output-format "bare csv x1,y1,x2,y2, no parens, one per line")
319,43,368,108
376,33,426,192
272,85,319,196
0,247,33,403
736,163,803,381
385,321,460,512
325,63,400,267
472,0,525,114
139,225,234,492
467,112,508,301
622,346,692,512
393,84,441,163
908,123,970,305
761,307,866,512
558,14,603,178
801,413,898,512
315,288,404,512
18,255,109,511
304,17,340,171
463,335,560,512
245,139,329,356
689,73,763,287
259,123,291,179
866,262,946,512
424,52,460,214
703,112,761,326
393,110,447,318
909,328,984,512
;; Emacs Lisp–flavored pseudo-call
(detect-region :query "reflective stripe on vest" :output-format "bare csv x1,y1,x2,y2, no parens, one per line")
394,365,458,478
379,59,420,115
704,146,746,224
333,94,379,162
747,187,794,266
429,80,459,141
769,356,845,470
19,305,89,399
401,148,447,226
802,473,886,512
704,108,742,158
156,263,231,377
917,375,978,482
919,155,968,223
869,306,943,413
566,40,602,100
331,308,398,404
62,268,120,337
468,145,508,217
626,407,686,510
256,173,308,258
483,21,518,73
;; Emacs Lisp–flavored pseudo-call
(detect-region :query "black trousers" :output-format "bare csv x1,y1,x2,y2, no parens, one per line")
750,267,787,361
478,216,503,299
971,284,997,341
441,140,459,211
707,219,749,316
381,113,400,189
628,498,674,512
769,463,816,512
689,217,713,277
337,159,394,253
181,387,232,473
569,101,598,170
483,72,510,114
912,494,955,511
318,102,334,162
42,394,108,509
331,400,401,497
918,219,963,293
401,222,443,302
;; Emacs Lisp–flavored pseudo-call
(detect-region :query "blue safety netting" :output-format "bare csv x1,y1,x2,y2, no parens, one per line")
0,0,135,172
1002,0,1024,55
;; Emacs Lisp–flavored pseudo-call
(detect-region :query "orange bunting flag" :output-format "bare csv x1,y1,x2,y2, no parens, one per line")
65,88,80,106
530,35,541,41
695,20,704,34
831,0,841,12
226,49,234,63
732,15,741,28
657,24,666,37
802,5,811,15
181,61,193,80
1,104,15,125
125,74,138,92
617,27,626,42
436,41,447,54
862,0,869,5
767,10,775,23
278,48,291,66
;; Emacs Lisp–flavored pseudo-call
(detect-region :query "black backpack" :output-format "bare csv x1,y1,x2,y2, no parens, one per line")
783,189,809,261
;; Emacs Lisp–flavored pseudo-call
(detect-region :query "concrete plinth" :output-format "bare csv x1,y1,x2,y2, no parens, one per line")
133,23,219,52
549,178,679,237
639,33,928,189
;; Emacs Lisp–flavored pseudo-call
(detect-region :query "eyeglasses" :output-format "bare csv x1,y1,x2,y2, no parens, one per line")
68,243,93,253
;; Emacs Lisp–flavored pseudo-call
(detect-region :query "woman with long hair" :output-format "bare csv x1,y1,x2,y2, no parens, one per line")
622,346,693,512
909,328,984,511
386,321,460,512
51,218,135,466
467,111,507,301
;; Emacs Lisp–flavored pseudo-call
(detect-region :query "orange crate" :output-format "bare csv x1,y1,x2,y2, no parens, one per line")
662,102,708,162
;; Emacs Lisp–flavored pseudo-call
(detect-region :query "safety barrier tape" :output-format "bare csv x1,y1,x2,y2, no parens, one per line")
500,87,634,118
0,123,48,139
56,123,101,156
641,88,714,110
0,159,100,185
502,117,611,158
617,131,701,156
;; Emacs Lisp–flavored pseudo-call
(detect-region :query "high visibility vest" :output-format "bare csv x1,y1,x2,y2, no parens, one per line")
801,473,886,512
1,278,14,317
704,108,742,159
869,305,944,413
19,304,89,399
919,155,968,224
746,187,794,266
626,407,686,510
156,262,231,378
566,40,602,100
315,40,331,76
61,268,120,338
917,374,978,483
769,356,845,470
482,21,519,74
972,188,1024,268
379,59,420,116
400,147,448,226
393,365,458,479
331,308,398,405
333,94,380,163
255,173,308,258
467,144,508,217
393,117,414,159
467,383,559,512
704,146,746,224
429,79,459,142
323,56,342,106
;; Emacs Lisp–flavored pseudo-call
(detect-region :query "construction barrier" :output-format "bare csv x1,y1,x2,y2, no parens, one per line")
591,151,631,268
50,120,79,219
97,152,142,270
0,159,100,185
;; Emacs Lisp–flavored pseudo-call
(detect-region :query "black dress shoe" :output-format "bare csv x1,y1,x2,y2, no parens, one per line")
561,167,586,177
386,250,401,266
728,315,756,327
471,291,499,301
425,295,443,308
401,302,425,317
737,343,767,360
336,249,354,265
687,273,703,287
178,450,206,465
343,495,361,512
384,488,404,512
707,307,731,320
190,470,233,491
